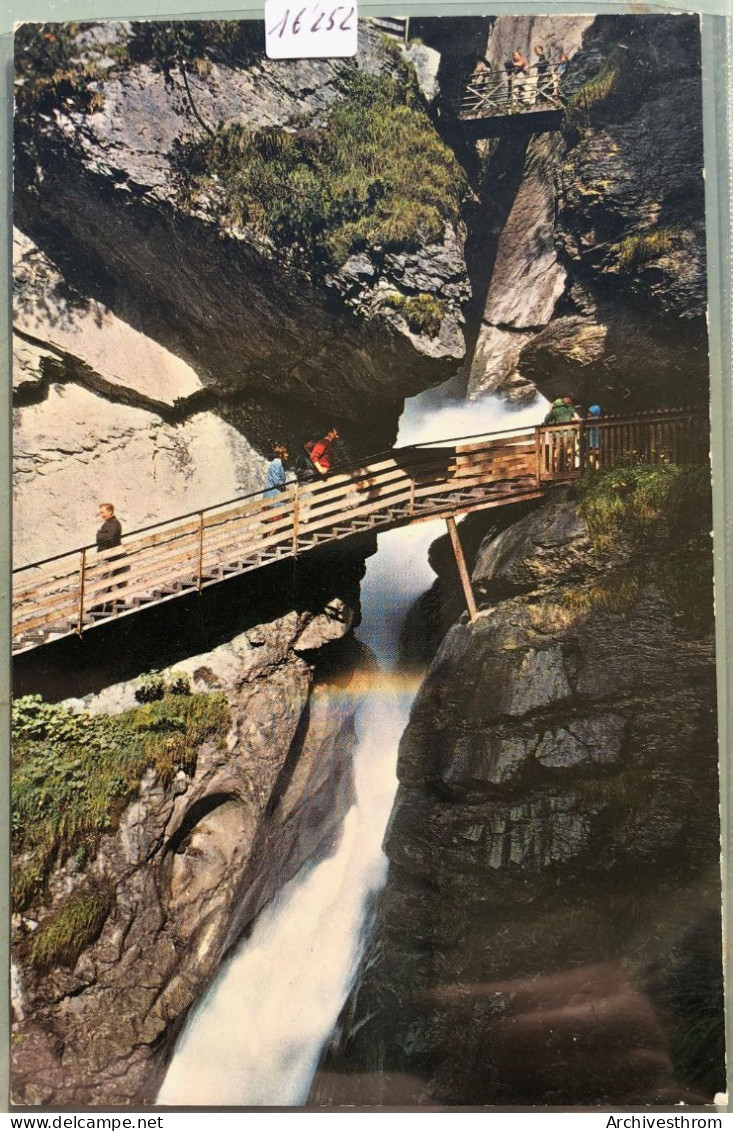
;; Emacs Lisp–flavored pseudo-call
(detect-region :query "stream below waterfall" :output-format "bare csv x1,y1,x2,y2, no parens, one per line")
157,389,546,1106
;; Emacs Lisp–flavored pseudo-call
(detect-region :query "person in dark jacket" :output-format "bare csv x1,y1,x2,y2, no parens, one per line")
96,502,126,603
96,503,122,551
533,44,550,101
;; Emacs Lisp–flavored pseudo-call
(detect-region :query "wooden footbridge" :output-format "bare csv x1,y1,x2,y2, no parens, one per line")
12,408,708,656
459,63,583,138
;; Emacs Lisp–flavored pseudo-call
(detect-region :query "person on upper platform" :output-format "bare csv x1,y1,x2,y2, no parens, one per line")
544,397,580,425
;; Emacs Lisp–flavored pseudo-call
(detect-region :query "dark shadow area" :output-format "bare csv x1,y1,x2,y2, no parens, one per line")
13,537,376,702
461,110,564,141
409,16,494,118
312,881,725,1107
262,702,311,823
163,792,241,859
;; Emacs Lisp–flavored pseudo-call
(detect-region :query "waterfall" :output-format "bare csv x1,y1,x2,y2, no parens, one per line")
158,388,547,1107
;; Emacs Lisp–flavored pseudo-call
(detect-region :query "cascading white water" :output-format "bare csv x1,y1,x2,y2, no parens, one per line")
158,389,547,1106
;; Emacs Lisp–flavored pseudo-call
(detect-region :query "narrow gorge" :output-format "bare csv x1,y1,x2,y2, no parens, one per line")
11,13,722,1108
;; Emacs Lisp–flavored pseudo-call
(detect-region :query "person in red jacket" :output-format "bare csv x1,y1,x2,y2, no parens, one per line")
308,428,339,476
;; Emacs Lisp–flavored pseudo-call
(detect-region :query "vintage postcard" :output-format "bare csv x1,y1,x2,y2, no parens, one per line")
10,11,724,1108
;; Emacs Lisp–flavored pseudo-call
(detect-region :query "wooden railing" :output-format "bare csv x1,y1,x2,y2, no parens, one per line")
536,407,710,481
12,407,709,654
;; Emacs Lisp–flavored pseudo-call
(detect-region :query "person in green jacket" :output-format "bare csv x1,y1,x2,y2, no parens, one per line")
543,398,581,472
544,397,580,424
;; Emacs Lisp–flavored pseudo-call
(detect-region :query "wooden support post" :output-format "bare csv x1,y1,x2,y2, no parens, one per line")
446,516,478,623
197,511,205,590
409,476,416,517
292,486,300,556
534,427,542,485
76,548,87,636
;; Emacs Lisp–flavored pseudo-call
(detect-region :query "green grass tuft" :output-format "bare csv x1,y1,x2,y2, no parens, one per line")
28,884,113,971
577,460,710,554
384,293,446,336
566,52,620,126
12,691,230,913
613,228,679,273
567,460,713,630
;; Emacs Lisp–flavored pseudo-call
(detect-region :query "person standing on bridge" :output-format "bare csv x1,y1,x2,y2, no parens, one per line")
510,50,530,106
554,50,570,96
309,428,339,477
586,404,603,468
533,45,550,102
504,57,515,100
544,398,578,425
95,502,125,605
264,445,289,499
471,56,491,84
96,502,122,552
262,444,290,523
543,398,581,474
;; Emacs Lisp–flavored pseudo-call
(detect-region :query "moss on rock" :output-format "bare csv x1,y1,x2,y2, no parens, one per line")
12,691,230,912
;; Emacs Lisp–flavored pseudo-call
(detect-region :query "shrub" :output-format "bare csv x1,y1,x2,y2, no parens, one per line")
134,670,166,703
12,691,229,912
168,670,192,696
125,20,261,74
14,23,106,116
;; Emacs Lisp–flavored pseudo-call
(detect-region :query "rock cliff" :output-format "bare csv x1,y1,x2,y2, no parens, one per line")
315,477,722,1105
11,550,371,1106
14,20,470,563
465,14,707,409
12,12,718,1110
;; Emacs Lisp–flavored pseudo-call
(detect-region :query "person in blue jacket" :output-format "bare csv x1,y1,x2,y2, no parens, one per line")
264,445,289,498
262,444,289,523
586,404,602,467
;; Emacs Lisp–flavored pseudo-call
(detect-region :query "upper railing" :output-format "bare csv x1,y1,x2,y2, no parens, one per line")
459,62,582,121
12,407,709,654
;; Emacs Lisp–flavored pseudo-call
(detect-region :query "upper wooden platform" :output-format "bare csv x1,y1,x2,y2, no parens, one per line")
459,64,581,137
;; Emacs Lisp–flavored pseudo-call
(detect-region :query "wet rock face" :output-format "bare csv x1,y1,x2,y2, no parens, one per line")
468,134,566,403
13,369,265,569
14,23,468,443
466,14,707,410
13,22,473,564
520,15,707,407
321,497,721,1106
11,598,364,1106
